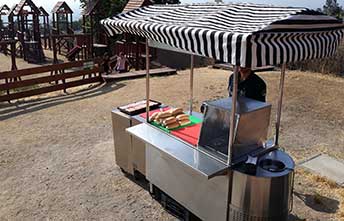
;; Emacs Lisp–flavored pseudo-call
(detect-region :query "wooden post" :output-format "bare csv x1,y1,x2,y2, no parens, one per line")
135,36,139,70
90,15,94,58
47,16,51,49
70,13,73,31
10,42,17,71
20,15,25,59
43,16,47,49
57,13,61,54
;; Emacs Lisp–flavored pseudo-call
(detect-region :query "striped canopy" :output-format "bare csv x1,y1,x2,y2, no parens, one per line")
101,3,344,68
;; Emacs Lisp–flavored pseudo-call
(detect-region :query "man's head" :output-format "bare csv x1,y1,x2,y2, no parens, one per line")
239,67,252,80
119,52,124,57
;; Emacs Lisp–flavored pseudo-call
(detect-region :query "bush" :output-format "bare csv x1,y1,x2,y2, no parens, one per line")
288,45,344,76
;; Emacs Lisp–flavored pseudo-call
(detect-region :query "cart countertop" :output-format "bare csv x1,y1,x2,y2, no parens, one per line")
126,123,229,179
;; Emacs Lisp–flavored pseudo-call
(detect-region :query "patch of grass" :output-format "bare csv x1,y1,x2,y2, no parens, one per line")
296,168,344,220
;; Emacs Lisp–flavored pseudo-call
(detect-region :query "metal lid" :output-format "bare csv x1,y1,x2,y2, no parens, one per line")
234,149,295,178
204,96,271,114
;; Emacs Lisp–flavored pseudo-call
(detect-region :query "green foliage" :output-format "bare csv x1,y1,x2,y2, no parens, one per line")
72,19,82,31
80,0,127,18
322,0,344,19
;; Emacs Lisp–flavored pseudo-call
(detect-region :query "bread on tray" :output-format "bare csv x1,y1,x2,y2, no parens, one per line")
178,119,191,126
163,117,178,126
149,112,160,121
169,108,184,116
165,122,180,129
176,114,189,120
149,108,191,129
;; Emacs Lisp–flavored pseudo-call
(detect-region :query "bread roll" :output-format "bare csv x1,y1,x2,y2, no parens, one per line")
149,112,159,121
157,111,172,119
170,108,184,116
179,119,191,126
166,122,180,129
163,117,177,125
176,114,189,120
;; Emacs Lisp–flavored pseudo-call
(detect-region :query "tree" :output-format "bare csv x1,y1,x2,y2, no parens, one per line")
72,19,82,31
322,0,344,19
80,0,127,19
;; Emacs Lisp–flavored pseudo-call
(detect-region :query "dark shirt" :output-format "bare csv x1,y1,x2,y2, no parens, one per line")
228,72,267,102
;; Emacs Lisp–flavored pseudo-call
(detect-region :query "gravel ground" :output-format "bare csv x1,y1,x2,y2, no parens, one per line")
0,55,343,220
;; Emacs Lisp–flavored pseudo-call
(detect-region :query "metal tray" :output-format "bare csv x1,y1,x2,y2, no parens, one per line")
118,99,161,116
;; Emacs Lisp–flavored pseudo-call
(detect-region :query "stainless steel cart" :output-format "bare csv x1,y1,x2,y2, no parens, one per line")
104,3,344,221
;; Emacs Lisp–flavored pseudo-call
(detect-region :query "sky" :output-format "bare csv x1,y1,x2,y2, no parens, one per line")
1,0,344,20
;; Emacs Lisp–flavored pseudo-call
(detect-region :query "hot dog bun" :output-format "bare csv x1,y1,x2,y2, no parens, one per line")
169,108,184,116
176,114,189,120
157,111,172,119
179,119,191,126
163,117,177,125
166,122,180,129
149,112,159,121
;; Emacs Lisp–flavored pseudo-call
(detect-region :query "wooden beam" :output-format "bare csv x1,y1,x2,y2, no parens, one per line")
0,76,102,102
0,67,99,91
0,59,101,79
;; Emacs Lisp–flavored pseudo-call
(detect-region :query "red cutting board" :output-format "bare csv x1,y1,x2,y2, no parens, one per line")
171,123,201,146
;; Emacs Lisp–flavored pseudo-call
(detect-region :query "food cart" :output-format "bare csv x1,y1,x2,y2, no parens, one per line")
102,3,344,221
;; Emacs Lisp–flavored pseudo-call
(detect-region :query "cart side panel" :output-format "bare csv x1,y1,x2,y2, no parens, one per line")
131,118,146,175
146,145,229,221
112,110,134,174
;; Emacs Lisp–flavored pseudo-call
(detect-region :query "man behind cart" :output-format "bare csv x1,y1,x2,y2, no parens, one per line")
228,67,267,102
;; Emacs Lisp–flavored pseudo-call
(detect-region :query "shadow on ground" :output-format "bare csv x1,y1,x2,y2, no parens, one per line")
0,81,126,121
294,192,339,214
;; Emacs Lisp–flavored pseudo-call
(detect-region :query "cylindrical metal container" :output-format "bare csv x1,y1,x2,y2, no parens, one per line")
229,150,294,221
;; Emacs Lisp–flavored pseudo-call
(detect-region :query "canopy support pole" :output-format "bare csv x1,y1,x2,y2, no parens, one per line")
189,54,194,114
226,65,239,221
227,65,239,166
275,63,286,146
145,39,150,122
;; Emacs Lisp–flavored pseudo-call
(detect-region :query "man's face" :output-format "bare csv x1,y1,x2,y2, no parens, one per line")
239,67,251,76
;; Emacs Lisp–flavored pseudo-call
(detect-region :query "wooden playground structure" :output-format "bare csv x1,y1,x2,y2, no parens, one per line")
51,1,93,63
10,0,45,63
39,6,51,50
0,0,177,102
113,0,155,71
0,4,18,71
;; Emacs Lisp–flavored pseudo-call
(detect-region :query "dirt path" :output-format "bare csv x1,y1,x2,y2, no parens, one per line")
0,65,343,220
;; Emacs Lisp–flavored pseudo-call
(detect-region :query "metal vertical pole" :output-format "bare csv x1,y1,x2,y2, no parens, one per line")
189,54,194,114
275,63,287,146
226,65,239,221
227,66,239,166
145,39,150,122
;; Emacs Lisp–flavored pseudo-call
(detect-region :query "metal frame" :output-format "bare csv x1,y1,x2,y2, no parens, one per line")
189,54,194,114
275,63,287,146
145,39,150,122
142,38,291,220
143,40,288,163
227,66,239,166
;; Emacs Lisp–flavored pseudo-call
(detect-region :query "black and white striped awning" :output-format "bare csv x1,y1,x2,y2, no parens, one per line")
101,3,344,68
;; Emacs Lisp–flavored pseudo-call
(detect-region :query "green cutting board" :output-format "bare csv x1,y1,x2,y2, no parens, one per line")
150,115,202,133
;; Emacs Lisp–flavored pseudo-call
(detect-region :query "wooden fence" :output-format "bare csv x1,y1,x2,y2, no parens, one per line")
0,59,103,102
